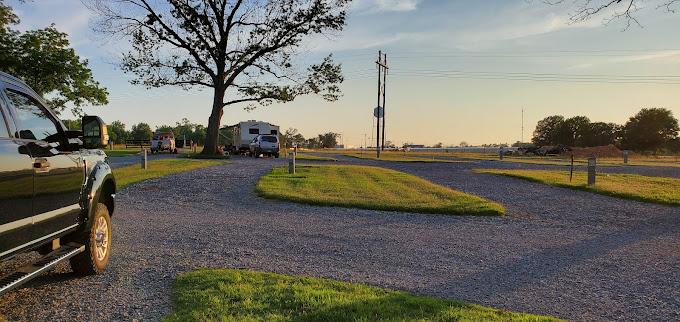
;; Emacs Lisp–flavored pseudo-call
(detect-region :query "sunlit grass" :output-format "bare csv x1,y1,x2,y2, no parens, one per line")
344,153,470,163
309,149,680,167
475,169,680,206
114,159,225,188
105,148,141,157
163,269,559,322
292,153,338,161
256,164,504,216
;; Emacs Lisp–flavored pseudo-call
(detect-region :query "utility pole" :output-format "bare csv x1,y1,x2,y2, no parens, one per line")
381,53,388,151
376,50,382,158
375,50,389,157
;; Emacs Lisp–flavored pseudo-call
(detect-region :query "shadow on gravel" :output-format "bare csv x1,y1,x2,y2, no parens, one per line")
438,215,680,300
15,271,79,290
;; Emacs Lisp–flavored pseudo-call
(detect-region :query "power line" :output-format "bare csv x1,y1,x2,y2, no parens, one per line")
330,48,680,61
381,68,680,84
392,68,680,79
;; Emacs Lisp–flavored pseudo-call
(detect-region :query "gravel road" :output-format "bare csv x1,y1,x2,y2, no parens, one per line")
0,157,678,321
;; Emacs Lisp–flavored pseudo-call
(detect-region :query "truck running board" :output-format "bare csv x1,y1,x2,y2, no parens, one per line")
0,243,85,296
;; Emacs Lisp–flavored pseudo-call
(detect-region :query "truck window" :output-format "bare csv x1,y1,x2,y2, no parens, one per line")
261,136,277,143
249,128,259,135
271,130,278,135
4,89,60,142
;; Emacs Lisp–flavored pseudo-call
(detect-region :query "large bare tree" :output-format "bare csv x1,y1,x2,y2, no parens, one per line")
86,0,349,155
543,0,680,28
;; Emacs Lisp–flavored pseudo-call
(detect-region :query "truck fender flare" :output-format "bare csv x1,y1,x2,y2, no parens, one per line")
81,160,116,227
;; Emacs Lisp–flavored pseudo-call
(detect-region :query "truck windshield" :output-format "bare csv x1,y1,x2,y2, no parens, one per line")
261,136,277,143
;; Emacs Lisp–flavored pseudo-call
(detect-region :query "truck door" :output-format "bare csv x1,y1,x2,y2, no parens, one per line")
3,88,83,239
0,92,35,259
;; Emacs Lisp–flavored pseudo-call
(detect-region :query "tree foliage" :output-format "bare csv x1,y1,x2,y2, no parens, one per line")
281,127,305,148
621,108,679,152
317,132,339,148
532,115,565,146
582,122,620,147
532,108,678,151
0,0,108,115
130,122,153,140
108,120,128,144
557,116,591,147
86,0,349,154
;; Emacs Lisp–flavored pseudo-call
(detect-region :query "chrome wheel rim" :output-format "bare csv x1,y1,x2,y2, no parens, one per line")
94,216,108,261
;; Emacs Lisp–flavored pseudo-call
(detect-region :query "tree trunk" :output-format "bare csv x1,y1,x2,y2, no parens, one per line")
201,87,225,155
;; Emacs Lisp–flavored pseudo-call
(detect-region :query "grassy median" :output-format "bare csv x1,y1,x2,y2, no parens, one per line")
344,153,470,163
475,169,680,206
294,153,338,161
114,159,225,188
105,148,142,157
163,269,558,322
256,165,504,216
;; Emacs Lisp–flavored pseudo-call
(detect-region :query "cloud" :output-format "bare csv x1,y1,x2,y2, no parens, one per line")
13,1,93,47
305,30,428,53
352,0,422,13
459,13,600,45
567,50,680,70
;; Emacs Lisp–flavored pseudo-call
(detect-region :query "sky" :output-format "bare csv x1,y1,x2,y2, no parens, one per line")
9,0,680,147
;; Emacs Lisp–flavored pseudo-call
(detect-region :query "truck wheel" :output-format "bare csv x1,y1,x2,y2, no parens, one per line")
69,203,112,275
275,153,280,158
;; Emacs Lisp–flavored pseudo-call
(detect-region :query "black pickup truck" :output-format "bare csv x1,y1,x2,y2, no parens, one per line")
0,72,115,295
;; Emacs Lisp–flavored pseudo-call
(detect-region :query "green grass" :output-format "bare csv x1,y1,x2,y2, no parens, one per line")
163,269,558,322
256,165,504,216
319,150,680,168
344,153,470,163
475,169,680,206
113,159,225,188
293,153,338,161
105,149,142,157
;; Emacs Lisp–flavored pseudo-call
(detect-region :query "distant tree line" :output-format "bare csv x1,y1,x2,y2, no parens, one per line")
63,118,208,145
532,108,679,153
280,128,340,149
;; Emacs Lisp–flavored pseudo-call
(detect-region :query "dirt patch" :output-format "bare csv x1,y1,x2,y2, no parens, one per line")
569,145,624,158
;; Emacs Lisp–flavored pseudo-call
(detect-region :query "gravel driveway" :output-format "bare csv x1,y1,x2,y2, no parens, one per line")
0,157,678,321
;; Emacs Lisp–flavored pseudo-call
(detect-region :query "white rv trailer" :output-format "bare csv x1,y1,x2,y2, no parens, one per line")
229,120,280,152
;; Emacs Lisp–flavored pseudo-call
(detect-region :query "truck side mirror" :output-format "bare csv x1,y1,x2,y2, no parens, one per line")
82,115,109,149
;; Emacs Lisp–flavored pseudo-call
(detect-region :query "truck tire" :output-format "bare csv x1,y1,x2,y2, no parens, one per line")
69,203,112,275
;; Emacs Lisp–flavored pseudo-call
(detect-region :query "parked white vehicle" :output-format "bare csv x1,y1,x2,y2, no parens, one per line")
249,134,280,158
151,132,177,154
227,120,279,153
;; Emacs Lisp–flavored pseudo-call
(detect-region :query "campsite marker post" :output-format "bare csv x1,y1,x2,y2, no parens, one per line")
587,157,596,186
288,152,296,174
